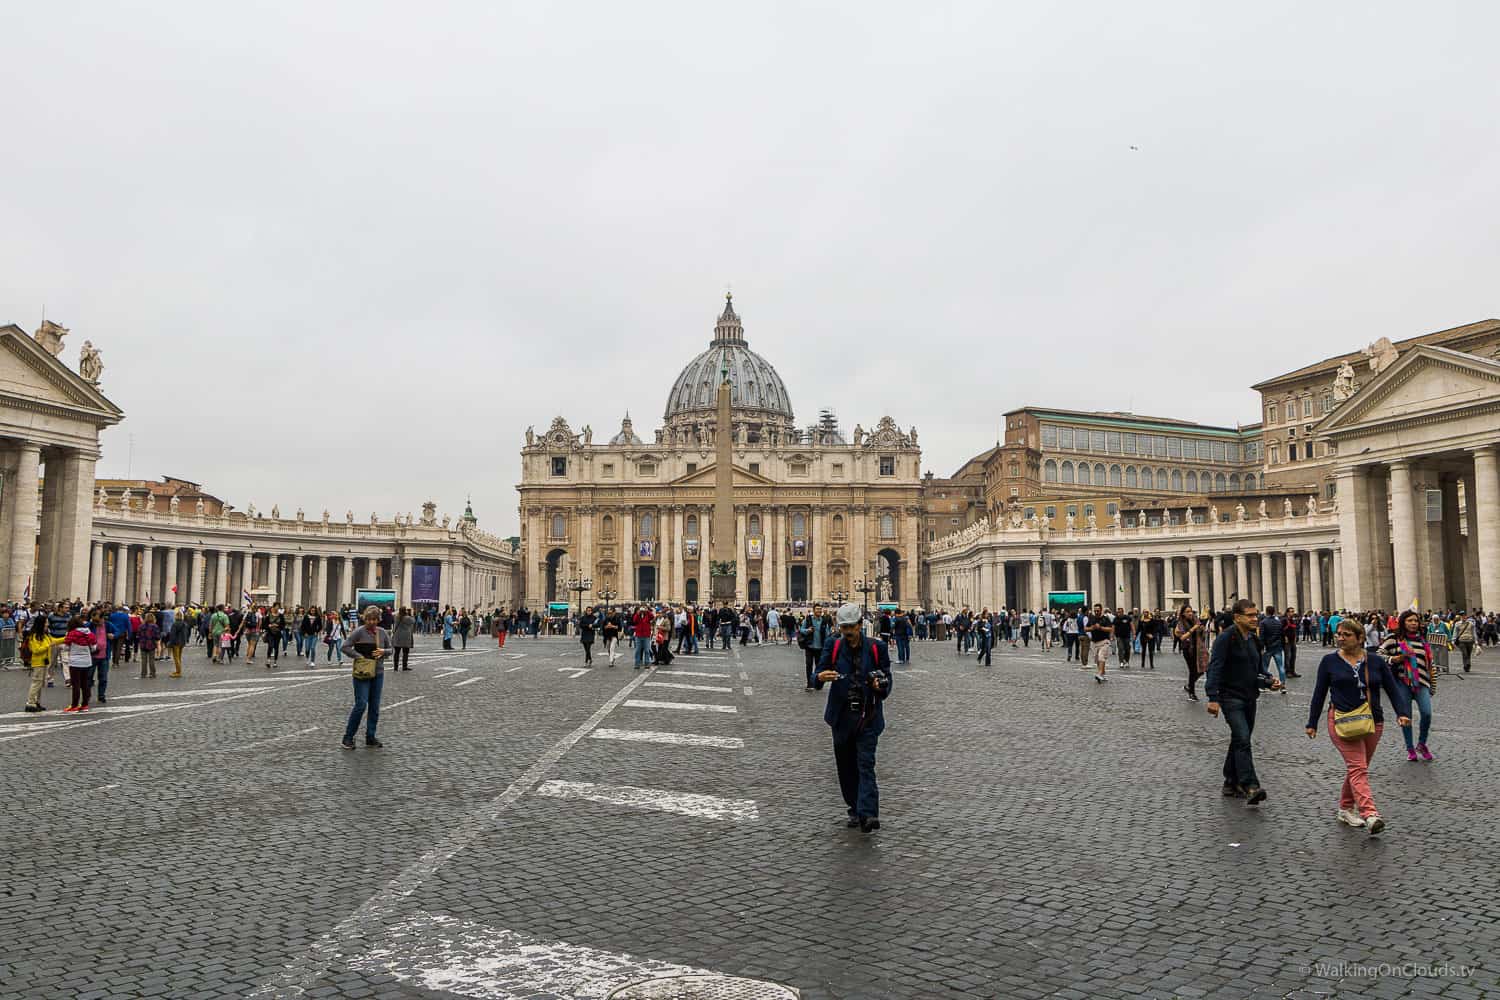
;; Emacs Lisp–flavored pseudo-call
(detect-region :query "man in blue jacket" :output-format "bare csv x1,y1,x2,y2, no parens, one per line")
1206,599,1282,806
813,603,893,833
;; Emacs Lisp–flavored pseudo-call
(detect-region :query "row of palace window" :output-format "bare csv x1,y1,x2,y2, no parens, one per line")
1039,425,1249,463
1266,394,1333,425
548,511,900,540
550,456,896,479
1043,461,1259,493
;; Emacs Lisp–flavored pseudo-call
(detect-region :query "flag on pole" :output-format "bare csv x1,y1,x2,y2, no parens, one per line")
242,588,252,608
22,577,30,604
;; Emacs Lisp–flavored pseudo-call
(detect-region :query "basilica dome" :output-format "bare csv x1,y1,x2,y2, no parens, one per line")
663,295,795,427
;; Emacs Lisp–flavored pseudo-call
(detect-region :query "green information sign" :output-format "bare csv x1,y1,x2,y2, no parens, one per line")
1047,590,1088,609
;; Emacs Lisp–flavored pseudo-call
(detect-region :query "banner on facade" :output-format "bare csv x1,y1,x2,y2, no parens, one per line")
746,537,763,559
638,540,654,559
685,539,699,557
412,563,441,603
791,539,806,557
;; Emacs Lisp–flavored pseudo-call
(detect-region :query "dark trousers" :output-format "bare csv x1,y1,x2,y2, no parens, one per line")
581,639,593,664
1183,650,1199,693
804,647,819,686
392,646,410,669
1117,637,1131,664
976,634,992,665
1139,639,1154,668
1285,642,1298,674
832,728,880,819
1219,698,1260,789
69,665,93,708
895,635,910,663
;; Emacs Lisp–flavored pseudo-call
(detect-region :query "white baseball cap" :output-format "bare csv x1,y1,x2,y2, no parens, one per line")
836,603,862,625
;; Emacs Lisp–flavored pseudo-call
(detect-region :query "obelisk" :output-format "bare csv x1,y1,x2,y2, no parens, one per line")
710,356,736,601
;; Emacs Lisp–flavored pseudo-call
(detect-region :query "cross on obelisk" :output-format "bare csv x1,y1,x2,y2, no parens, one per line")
710,352,736,601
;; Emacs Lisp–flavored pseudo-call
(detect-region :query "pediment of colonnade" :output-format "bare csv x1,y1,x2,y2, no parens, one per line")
1315,345,1500,452
0,325,124,442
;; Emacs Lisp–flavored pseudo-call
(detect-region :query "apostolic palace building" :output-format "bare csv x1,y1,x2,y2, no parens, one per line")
5,304,1500,618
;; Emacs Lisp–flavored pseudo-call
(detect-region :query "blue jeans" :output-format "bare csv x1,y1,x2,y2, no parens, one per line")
633,635,651,666
720,624,733,647
1218,697,1260,789
895,635,910,663
1262,648,1286,684
1401,686,1433,749
686,632,698,654
976,634,992,665
344,670,384,741
94,658,110,698
832,728,880,819
325,639,342,663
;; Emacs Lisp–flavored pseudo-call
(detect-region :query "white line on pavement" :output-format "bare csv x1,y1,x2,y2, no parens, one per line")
654,670,730,679
505,665,525,672
347,910,716,999
743,686,754,696
535,780,759,822
453,677,483,688
383,696,426,710
589,728,745,749
643,681,733,694
250,665,659,997
111,687,273,699
739,671,749,680
557,667,590,679
622,699,737,714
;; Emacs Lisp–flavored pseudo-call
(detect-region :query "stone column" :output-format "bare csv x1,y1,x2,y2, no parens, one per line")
1110,558,1124,608
1283,551,1298,611
734,506,748,604
189,549,204,605
112,545,128,604
221,552,235,606
1065,560,1077,591
1309,549,1324,612
1089,559,1103,606
767,506,781,603
311,555,327,610
578,507,595,595
621,510,635,603
812,509,828,602
1367,470,1396,609
1388,461,1421,609
904,506,920,607
51,450,96,601
162,548,178,605
1471,447,1500,610
139,544,155,603
670,506,685,603
1332,549,1344,608
1235,553,1248,602
89,541,105,603
1461,471,1482,607
1143,557,1157,612
698,507,711,600
1030,560,1044,609
34,451,62,598
1336,467,1370,611
1440,475,1465,608
1188,555,1201,612
362,557,375,591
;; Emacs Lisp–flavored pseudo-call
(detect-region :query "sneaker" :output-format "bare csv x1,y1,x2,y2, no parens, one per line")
365,738,383,748
1406,748,1418,762
1221,783,1242,798
340,737,355,750
77,705,90,713
1337,808,1364,827
97,696,107,704
1244,786,1267,807
1093,674,1103,684
1417,743,1434,762
1365,814,1386,836
63,706,78,713
23,704,42,713
859,817,881,833
846,815,860,828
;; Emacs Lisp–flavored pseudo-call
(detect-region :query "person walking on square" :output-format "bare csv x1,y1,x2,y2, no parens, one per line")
22,616,60,712
893,609,912,664
1382,609,1437,762
813,603,893,833
167,610,190,677
1206,599,1282,805
262,607,285,668
975,610,993,666
137,612,161,679
1258,605,1288,688
631,604,654,669
391,608,415,671
62,615,96,713
1136,610,1157,669
1086,603,1113,683
323,611,345,664
578,607,596,666
208,605,230,663
799,604,832,689
299,608,320,665
1282,606,1301,678
1306,618,1411,836
341,607,391,749
602,608,622,666
1114,607,1133,667
1174,606,1207,701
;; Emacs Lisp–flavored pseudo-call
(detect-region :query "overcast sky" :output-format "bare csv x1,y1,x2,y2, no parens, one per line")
5,2,1497,536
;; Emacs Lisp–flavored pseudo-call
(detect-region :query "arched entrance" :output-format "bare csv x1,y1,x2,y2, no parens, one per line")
637,566,657,602
877,548,901,604
685,577,699,604
545,549,566,603
748,578,761,603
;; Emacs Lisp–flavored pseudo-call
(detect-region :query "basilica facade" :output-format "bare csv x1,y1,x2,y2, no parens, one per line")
516,296,923,607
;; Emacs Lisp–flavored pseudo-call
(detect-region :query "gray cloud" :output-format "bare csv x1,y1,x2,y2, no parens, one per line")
4,1,1496,534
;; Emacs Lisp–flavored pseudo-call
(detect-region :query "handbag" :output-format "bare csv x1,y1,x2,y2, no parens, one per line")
351,627,379,680
1332,659,1375,739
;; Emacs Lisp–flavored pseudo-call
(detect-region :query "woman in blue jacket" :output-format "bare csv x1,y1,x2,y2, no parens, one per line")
1305,618,1410,836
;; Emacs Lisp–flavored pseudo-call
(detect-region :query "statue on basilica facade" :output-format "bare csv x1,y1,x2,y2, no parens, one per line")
853,424,865,447
1235,502,1247,522
525,426,535,446
1283,497,1294,519
582,425,592,445
78,340,103,384
1307,494,1318,517
168,495,180,515
1257,499,1268,519
1332,360,1359,402
1086,512,1097,531
195,497,206,515
1362,337,1399,374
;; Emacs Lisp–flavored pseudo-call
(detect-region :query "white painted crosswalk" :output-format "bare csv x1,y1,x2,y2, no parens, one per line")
589,728,744,749
622,699,737,714
643,681,734,694
535,780,759,822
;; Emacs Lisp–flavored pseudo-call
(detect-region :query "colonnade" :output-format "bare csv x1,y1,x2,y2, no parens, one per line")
1,444,97,601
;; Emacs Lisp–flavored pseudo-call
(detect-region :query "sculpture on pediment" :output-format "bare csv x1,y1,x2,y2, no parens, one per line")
1283,497,1294,519
1307,495,1318,517
441,514,451,530
582,424,592,445
78,340,103,384
345,509,354,524
321,508,330,524
1208,503,1219,524
246,502,257,518
1009,507,1024,529
1332,360,1359,402
120,487,133,510
525,426,535,446
421,501,437,526
168,495,180,515
33,320,67,357
296,507,305,521
1257,499,1268,519
736,423,748,446
1362,337,1399,374
853,424,865,447
545,416,575,448
271,504,280,519
908,426,918,446
1064,512,1075,531
370,511,378,525
195,497,206,515
1086,512,1097,531
1235,502,1247,522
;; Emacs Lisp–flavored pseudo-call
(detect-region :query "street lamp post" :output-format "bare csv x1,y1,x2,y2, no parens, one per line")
853,566,878,626
597,587,617,613
567,576,592,633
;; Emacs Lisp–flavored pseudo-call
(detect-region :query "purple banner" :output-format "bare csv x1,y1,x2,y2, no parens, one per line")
411,563,441,603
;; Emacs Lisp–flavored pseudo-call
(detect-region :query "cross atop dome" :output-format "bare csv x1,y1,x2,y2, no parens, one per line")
712,291,745,346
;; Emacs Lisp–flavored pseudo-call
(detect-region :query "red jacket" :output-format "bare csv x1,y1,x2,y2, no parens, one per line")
632,610,654,638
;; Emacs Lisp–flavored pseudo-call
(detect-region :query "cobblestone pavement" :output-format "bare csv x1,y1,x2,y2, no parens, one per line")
1,632,1496,999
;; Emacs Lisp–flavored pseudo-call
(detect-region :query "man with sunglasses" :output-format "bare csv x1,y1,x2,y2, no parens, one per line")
1206,598,1283,806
